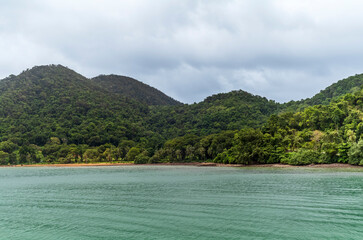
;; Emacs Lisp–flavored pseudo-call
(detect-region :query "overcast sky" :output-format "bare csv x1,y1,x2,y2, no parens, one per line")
1,0,363,103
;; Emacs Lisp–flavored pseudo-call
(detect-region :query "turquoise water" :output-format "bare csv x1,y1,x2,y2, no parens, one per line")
1,166,363,239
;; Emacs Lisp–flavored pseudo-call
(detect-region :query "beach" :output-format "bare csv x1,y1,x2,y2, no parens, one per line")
2,162,361,168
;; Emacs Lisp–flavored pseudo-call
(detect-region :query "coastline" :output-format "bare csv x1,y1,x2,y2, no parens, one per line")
1,162,361,168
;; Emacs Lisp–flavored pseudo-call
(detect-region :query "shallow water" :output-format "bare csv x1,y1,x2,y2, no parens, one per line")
1,166,363,239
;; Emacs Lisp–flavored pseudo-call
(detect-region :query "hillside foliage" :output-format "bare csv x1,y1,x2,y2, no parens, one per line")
91,74,181,106
0,64,362,165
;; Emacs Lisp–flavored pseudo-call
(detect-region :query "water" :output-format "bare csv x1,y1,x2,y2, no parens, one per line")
1,166,363,239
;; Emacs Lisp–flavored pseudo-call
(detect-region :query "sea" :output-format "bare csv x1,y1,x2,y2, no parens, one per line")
0,165,363,239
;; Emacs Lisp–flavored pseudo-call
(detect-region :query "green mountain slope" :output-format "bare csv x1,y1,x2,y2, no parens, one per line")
0,65,154,147
151,81,363,165
283,73,363,111
147,73,363,140
148,90,282,138
305,74,363,104
216,87,363,165
0,64,362,165
0,64,287,164
91,75,181,106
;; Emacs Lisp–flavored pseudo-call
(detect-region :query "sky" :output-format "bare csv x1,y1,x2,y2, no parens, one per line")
1,0,363,103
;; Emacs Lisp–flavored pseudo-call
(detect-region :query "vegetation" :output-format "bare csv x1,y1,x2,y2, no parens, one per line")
91,74,181,106
0,64,363,166
147,90,282,139
282,73,363,111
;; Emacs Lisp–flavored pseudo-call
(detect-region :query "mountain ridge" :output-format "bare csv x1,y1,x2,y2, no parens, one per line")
91,74,181,106
6,64,361,107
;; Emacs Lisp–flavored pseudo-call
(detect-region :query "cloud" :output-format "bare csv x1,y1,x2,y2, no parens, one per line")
0,0,363,103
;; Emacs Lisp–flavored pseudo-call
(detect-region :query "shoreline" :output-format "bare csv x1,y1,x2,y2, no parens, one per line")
1,162,361,168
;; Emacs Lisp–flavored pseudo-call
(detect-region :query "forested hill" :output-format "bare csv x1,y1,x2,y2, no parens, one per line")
0,65,155,146
91,75,181,106
283,73,363,111
148,73,363,139
147,90,282,138
148,72,363,138
0,64,286,164
0,64,362,165
150,77,363,165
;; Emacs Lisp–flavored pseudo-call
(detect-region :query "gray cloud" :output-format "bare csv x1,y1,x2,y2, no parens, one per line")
0,0,363,103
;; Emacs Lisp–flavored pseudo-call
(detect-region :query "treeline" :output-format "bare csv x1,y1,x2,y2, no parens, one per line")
0,137,155,165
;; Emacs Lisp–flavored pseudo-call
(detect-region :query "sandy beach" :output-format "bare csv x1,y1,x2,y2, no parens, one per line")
1,162,361,168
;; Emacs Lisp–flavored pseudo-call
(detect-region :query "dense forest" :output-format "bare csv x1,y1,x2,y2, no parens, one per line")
0,64,362,166
91,74,181,106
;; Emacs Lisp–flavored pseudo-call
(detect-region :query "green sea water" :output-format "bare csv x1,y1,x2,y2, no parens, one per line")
1,166,363,239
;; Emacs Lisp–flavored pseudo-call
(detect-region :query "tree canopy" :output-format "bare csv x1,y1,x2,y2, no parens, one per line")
0,64,362,165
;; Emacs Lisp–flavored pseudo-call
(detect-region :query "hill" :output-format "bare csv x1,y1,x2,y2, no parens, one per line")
283,73,363,111
91,74,181,106
0,64,286,164
151,81,363,165
0,65,158,147
146,72,363,140
148,90,282,138
0,64,362,165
